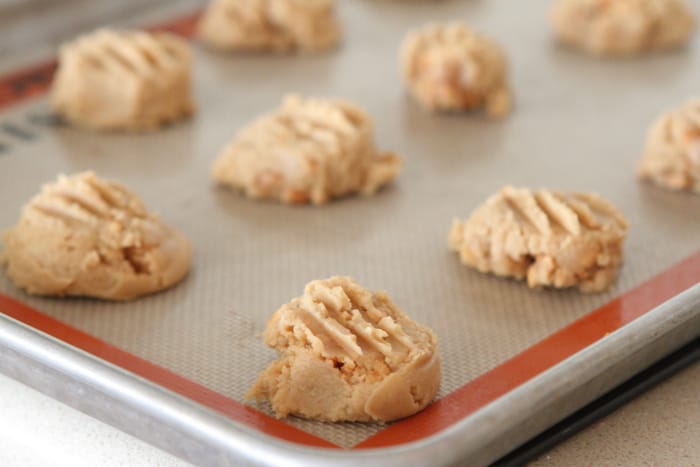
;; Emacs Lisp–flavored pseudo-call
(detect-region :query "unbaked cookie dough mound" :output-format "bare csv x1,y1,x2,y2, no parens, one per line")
1,172,192,300
51,28,194,130
247,276,441,422
400,22,512,117
198,0,340,53
211,95,402,204
551,0,695,56
449,186,629,293
639,99,700,193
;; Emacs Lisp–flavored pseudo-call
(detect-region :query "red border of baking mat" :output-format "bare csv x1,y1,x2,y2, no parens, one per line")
1,10,700,450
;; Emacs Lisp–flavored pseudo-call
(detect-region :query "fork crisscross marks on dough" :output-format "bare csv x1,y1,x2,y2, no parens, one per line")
278,97,370,181
298,280,417,374
211,95,400,204
71,30,185,80
449,186,629,292
30,173,146,227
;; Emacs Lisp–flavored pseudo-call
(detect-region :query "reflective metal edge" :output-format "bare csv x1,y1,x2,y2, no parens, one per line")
0,284,698,467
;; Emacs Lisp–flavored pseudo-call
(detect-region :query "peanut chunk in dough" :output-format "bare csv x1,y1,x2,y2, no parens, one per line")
639,98,700,193
198,0,340,52
51,29,194,130
449,186,628,293
551,0,695,56
400,22,512,118
1,172,192,300
247,276,441,422
211,95,401,204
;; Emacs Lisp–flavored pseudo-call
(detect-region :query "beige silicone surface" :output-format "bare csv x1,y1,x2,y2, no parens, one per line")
0,0,699,449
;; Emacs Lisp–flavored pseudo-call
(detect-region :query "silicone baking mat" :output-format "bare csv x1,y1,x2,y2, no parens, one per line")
1,0,699,453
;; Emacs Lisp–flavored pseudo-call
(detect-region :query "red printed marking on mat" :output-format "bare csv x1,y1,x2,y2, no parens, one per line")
0,61,57,109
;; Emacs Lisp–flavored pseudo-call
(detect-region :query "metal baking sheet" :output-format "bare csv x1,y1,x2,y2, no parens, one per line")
0,1,699,466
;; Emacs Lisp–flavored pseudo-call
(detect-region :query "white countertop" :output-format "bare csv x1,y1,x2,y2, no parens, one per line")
0,373,189,467
2,360,699,467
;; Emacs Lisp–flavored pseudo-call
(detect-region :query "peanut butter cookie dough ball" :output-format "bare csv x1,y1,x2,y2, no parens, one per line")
400,22,512,118
51,29,194,130
198,0,340,53
211,95,402,204
1,172,192,300
551,0,695,56
639,99,700,193
247,276,441,422
449,186,628,293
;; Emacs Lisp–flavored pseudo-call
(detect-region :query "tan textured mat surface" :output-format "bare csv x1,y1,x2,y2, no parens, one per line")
1,0,699,448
